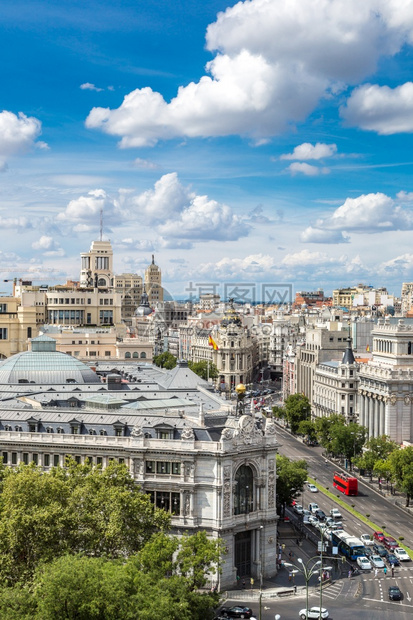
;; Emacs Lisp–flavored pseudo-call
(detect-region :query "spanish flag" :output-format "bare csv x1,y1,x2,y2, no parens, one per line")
208,334,219,350
366,344,370,352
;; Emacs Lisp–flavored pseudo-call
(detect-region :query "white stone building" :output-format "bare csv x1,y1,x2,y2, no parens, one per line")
358,317,413,443
0,340,279,588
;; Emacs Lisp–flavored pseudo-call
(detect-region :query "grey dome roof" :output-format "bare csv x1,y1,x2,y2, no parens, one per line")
0,351,101,385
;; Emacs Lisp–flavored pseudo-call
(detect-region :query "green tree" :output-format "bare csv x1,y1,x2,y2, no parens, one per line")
284,394,311,434
153,352,177,369
0,461,170,584
314,414,345,452
271,405,285,419
276,455,308,513
373,458,394,491
389,446,413,506
188,360,219,381
297,419,317,442
355,435,398,479
329,423,367,467
17,534,222,620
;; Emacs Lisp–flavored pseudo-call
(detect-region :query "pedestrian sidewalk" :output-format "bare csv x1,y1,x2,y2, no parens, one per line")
224,530,343,601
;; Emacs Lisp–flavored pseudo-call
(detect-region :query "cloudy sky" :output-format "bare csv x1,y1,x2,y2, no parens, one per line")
2,0,413,301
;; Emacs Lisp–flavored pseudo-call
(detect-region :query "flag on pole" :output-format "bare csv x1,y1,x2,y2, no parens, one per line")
366,344,370,352
208,334,219,350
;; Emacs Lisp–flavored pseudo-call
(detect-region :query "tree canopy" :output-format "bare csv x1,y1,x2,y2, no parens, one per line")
284,394,311,434
188,360,219,381
276,454,308,511
153,351,177,369
0,533,223,620
0,460,170,584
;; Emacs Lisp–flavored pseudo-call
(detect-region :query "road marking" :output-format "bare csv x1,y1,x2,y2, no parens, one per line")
363,597,413,608
407,591,411,602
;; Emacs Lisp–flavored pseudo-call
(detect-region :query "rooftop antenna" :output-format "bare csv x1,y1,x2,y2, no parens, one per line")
100,206,103,241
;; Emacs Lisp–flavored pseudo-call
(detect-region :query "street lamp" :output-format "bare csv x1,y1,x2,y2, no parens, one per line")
235,383,246,417
283,557,321,619
318,524,333,620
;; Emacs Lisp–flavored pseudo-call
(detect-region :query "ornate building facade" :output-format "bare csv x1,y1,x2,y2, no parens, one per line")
0,345,279,589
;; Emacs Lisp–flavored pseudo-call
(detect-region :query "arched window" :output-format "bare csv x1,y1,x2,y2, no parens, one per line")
133,352,139,358
98,278,106,287
125,352,131,359
234,465,254,515
140,352,147,359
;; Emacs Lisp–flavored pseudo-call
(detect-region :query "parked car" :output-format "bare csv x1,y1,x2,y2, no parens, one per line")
308,515,320,527
356,556,372,570
373,544,388,558
329,508,342,519
308,503,319,513
294,504,304,515
373,531,385,543
325,517,342,528
220,606,254,618
386,553,400,566
383,536,398,551
307,484,318,493
394,547,411,562
369,555,385,568
299,607,329,619
360,534,374,546
315,509,326,521
388,586,402,601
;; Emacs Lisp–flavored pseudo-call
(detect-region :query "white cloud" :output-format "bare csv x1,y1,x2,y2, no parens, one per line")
282,249,335,267
281,142,337,160
32,235,65,257
157,194,248,241
0,111,44,167
32,236,54,250
56,189,120,224
198,254,280,280
128,172,248,242
300,227,349,244
380,253,413,274
286,162,330,176
86,0,413,146
80,83,104,92
397,191,413,202
341,82,413,134
319,192,410,232
133,158,158,170
0,216,31,230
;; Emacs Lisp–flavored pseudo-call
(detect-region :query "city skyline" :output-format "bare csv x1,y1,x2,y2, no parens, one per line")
2,0,413,297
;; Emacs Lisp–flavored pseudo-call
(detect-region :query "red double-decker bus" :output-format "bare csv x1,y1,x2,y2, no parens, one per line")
333,471,358,496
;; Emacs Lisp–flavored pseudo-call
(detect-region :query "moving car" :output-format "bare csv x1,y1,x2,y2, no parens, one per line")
356,556,372,570
386,553,400,566
383,536,398,551
369,555,385,568
373,544,388,558
308,515,320,527
373,531,385,542
299,607,329,619
307,484,318,493
315,509,326,521
360,534,374,546
294,504,304,515
308,503,319,513
330,508,342,519
220,606,254,618
394,547,410,562
388,585,402,601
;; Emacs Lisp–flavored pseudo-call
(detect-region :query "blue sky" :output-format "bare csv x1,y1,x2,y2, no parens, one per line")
2,0,413,301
